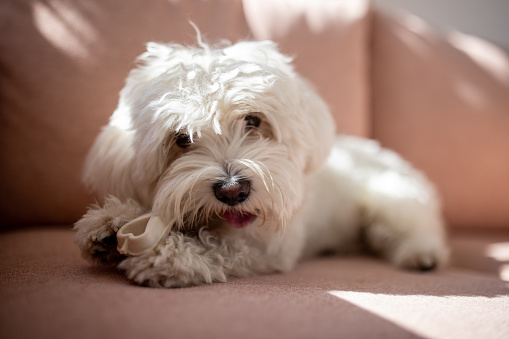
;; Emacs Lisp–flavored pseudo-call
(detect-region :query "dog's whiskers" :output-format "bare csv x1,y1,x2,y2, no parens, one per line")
272,180,287,228
254,195,266,226
235,159,277,211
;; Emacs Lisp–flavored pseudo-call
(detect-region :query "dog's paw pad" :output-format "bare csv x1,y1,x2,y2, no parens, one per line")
415,256,438,271
401,254,439,272
80,234,125,266
391,239,448,272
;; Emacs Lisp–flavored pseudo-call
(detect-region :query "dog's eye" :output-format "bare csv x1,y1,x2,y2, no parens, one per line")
244,115,261,129
175,133,192,148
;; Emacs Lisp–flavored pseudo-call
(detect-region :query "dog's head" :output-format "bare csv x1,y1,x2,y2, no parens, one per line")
85,40,335,231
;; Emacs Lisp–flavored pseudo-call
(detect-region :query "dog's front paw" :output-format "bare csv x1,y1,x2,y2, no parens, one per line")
118,232,228,288
74,212,125,266
80,232,125,265
74,197,145,265
389,236,449,271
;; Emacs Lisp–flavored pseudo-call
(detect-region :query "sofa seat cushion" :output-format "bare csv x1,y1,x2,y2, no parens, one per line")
1,227,508,339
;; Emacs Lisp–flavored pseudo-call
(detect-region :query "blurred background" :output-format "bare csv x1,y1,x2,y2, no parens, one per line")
374,0,509,49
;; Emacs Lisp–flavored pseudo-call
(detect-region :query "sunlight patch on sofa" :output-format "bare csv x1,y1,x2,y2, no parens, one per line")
449,31,509,86
455,81,486,109
32,2,98,63
328,290,508,338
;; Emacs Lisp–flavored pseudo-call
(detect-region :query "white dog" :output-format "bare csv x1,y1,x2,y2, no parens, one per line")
75,38,448,287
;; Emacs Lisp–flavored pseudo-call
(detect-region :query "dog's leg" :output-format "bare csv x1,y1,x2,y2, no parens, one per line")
74,196,146,265
118,228,280,287
361,173,449,271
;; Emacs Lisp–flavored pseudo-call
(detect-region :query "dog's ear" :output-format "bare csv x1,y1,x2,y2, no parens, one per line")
82,43,179,203
274,76,336,174
83,125,137,201
294,77,336,174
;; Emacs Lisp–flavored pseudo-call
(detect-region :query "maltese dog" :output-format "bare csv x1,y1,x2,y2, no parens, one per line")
75,38,448,287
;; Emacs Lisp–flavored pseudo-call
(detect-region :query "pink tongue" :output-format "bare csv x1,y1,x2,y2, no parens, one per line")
221,210,255,228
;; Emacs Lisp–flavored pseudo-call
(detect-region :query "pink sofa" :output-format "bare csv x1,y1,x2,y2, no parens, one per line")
1,1,508,338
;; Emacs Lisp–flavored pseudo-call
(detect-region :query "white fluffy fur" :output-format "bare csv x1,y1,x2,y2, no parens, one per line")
75,40,448,287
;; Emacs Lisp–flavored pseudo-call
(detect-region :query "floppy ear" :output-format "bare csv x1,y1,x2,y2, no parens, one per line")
83,42,179,204
83,113,170,206
293,76,336,174
83,117,170,207
82,125,137,201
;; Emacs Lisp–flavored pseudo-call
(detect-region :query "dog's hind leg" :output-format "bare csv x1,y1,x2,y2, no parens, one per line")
361,172,449,271
74,196,146,265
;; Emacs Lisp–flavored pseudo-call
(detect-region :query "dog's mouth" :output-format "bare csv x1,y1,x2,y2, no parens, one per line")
220,210,256,228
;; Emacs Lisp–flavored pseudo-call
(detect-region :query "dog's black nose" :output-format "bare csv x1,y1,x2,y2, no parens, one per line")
213,179,251,206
